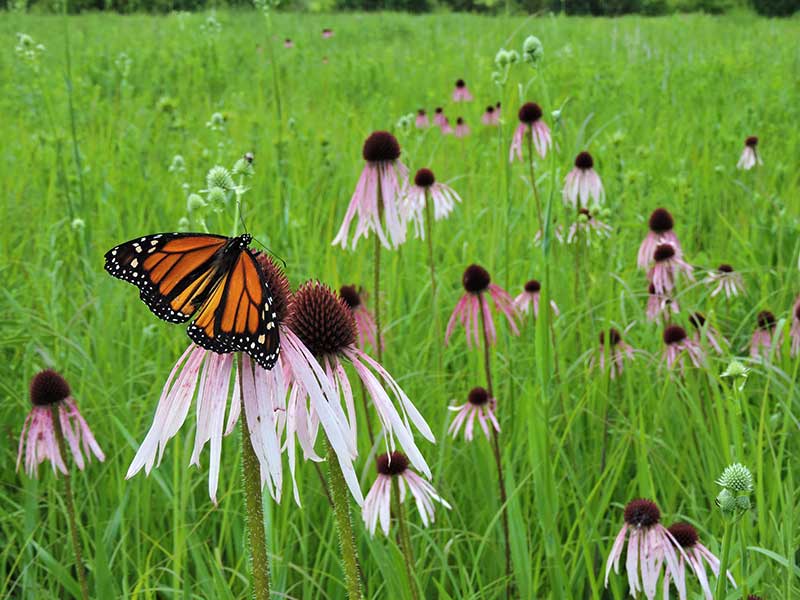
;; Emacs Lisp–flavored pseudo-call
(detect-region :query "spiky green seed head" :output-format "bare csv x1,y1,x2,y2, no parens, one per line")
206,166,234,191
717,463,753,493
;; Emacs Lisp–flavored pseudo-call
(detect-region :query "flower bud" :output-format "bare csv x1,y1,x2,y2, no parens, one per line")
522,35,544,66
187,193,206,212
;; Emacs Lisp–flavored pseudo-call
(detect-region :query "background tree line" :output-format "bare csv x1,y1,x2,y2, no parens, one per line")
2,0,797,23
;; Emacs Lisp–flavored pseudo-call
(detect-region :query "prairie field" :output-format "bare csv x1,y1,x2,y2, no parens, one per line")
1,9,800,600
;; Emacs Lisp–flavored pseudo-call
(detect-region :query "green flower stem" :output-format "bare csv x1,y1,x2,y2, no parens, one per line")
51,404,90,600
715,520,733,599
239,357,272,600
526,134,543,233
392,482,420,600
424,189,444,394
325,440,364,600
477,294,511,598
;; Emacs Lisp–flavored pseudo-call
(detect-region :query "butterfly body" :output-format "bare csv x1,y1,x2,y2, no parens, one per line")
105,232,280,370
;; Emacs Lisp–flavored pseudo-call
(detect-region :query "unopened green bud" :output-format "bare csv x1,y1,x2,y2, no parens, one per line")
187,193,206,212
207,186,227,207
522,35,544,66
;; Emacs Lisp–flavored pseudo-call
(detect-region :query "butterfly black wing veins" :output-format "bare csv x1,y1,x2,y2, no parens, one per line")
104,232,280,370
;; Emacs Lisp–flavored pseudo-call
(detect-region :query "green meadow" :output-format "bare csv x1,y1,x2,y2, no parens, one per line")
1,9,799,599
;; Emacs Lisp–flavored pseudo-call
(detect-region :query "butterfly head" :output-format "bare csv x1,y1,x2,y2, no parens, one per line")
238,233,253,248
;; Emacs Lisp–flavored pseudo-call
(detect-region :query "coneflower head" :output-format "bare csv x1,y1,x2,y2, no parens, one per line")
745,136,758,147
362,131,401,162
462,264,491,294
599,328,622,346
574,151,594,170
757,310,776,330
663,325,687,345
467,387,490,405
524,279,541,293
414,168,435,188
667,522,699,548
376,451,409,476
288,281,357,356
338,284,361,309
624,499,661,528
30,369,71,406
653,243,676,262
518,102,543,124
648,208,674,233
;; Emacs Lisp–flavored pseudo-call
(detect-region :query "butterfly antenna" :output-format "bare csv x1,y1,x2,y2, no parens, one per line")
252,236,288,269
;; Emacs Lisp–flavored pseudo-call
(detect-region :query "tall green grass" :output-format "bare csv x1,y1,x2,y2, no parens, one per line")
1,10,799,599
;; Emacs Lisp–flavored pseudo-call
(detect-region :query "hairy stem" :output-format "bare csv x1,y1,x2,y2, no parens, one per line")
424,189,444,391
393,482,420,600
51,404,89,600
478,294,511,598
239,357,272,600
527,134,543,232
326,440,364,600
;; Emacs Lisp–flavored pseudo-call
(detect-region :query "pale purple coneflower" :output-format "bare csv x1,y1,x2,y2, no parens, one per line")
284,38,294,49
737,136,762,170
647,282,680,322
513,279,560,319
509,102,552,162
791,300,800,357
454,117,470,138
706,264,745,299
662,522,735,600
647,243,694,295
321,28,334,39
415,109,429,129
439,117,454,135
17,369,105,477
446,264,519,348
339,284,381,352
604,499,686,600
452,78,473,102
688,312,728,355
750,310,781,360
403,168,461,239
563,151,605,208
447,386,500,441
362,451,450,536
495,101,502,116
481,105,500,126
287,282,436,489
663,325,705,369
637,208,683,270
566,208,612,245
591,328,635,379
433,107,447,127
332,131,409,250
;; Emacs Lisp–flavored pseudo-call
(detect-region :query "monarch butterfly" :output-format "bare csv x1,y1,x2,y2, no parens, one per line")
104,232,280,370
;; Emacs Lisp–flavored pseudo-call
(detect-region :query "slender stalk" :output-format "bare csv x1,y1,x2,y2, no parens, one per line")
374,180,384,364
424,189,444,388
325,440,364,600
526,134,543,231
739,523,748,600
392,482,420,600
715,521,733,599
477,294,511,598
51,404,89,600
374,232,382,364
239,357,272,600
